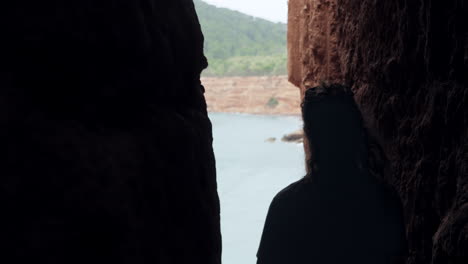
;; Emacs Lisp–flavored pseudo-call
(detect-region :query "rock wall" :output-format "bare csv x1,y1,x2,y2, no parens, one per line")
202,76,300,115
288,0,467,263
287,0,343,90
1,1,221,263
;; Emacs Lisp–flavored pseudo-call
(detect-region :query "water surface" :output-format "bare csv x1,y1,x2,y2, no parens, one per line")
209,113,305,264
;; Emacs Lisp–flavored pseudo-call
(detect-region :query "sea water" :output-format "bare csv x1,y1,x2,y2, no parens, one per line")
209,113,305,264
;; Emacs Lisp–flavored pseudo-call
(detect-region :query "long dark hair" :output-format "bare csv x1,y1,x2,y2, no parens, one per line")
301,83,388,182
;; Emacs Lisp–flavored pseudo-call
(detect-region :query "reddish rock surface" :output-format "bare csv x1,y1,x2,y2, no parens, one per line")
288,0,467,263
202,76,301,115
288,0,343,90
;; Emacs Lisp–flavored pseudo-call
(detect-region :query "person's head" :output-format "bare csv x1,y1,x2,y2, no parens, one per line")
302,83,373,177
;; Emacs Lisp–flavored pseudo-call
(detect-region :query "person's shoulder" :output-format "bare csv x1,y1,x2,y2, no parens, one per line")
366,175,405,216
371,177,402,203
273,177,312,203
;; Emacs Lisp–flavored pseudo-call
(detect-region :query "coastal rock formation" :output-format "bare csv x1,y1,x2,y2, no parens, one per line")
281,130,304,143
288,0,467,263
1,1,221,263
202,76,301,115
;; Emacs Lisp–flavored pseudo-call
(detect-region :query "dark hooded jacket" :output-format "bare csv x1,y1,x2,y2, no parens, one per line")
256,166,408,264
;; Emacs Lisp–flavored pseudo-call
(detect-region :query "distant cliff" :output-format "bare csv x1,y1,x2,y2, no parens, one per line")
202,76,301,115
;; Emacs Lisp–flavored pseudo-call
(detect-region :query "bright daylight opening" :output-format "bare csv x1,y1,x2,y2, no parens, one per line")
194,1,305,263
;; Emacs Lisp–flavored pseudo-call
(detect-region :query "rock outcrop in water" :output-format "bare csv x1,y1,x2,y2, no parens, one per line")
288,0,467,263
281,130,304,143
1,1,221,263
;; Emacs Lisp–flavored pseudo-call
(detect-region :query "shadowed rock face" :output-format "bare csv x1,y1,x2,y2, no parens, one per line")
1,1,221,263
288,0,467,263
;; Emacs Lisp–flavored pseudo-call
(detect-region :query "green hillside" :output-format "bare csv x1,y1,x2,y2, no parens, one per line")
193,0,287,76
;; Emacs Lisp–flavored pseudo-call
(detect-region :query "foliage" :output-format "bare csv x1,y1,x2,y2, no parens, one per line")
266,97,279,108
193,0,287,76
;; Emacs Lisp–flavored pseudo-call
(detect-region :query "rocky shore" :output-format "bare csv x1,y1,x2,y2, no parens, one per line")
202,75,301,115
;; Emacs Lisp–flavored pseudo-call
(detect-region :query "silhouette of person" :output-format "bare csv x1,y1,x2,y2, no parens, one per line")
257,84,408,264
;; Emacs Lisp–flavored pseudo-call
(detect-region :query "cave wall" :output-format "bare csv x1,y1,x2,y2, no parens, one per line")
288,0,467,263
1,0,221,263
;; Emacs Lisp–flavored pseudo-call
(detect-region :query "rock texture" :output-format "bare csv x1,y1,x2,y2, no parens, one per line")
202,76,301,115
287,0,343,90
288,0,467,263
281,130,304,143
1,1,221,263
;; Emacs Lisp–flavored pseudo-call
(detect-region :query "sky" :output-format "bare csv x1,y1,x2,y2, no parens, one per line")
203,0,288,23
